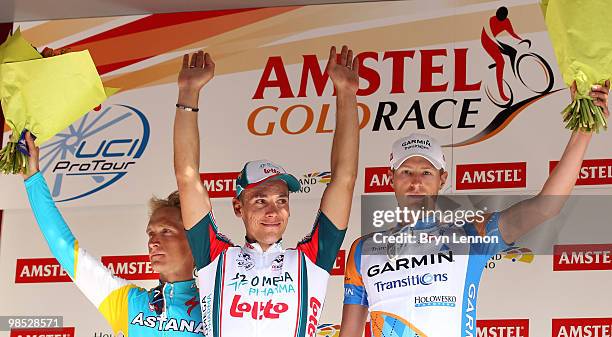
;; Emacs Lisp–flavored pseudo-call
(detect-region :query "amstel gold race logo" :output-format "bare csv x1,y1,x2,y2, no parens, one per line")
248,6,558,148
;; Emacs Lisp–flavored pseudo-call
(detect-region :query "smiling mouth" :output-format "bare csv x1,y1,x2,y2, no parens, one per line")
261,222,281,227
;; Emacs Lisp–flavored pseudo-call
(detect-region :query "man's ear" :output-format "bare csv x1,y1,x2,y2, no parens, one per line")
388,169,394,188
439,169,448,190
232,197,242,218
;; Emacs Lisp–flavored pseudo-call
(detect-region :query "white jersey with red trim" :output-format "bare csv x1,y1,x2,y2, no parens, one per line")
187,210,345,337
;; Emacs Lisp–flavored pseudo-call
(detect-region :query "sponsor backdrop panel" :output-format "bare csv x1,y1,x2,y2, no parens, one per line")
1,1,612,337
1,0,611,210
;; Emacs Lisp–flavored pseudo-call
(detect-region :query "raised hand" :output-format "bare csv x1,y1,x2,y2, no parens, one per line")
590,80,610,118
570,80,610,118
21,132,40,180
41,47,71,58
326,45,360,94
178,50,215,93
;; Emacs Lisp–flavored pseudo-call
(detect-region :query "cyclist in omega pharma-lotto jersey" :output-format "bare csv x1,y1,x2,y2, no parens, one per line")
340,81,610,337
172,45,360,337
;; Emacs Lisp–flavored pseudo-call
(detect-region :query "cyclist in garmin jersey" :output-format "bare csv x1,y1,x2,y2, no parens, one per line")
173,45,359,337
21,133,203,336
340,81,610,337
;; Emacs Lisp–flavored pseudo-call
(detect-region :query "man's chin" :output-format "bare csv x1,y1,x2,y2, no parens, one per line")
150,260,165,272
257,233,284,246
399,195,434,207
260,224,286,234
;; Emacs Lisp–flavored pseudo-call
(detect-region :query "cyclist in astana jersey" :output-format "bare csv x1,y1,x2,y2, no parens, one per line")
172,45,360,337
340,80,610,337
20,133,203,336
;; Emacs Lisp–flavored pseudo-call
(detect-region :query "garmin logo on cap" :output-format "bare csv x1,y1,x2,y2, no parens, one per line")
401,139,431,148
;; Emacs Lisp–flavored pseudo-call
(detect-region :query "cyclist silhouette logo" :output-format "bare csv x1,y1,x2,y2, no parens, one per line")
450,7,559,147
481,6,554,108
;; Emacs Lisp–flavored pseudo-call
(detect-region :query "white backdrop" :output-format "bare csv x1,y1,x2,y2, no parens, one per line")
2,1,612,336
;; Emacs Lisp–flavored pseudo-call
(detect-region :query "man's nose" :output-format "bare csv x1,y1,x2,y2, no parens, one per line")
148,235,160,249
264,203,280,216
408,174,423,187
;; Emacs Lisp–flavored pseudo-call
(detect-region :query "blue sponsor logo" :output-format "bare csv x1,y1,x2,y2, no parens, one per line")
374,272,448,292
40,104,150,202
415,295,457,308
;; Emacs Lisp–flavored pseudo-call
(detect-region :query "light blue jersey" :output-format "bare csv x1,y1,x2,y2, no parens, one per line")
25,172,203,336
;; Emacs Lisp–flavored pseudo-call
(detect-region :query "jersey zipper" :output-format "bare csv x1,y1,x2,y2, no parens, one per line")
255,251,262,337
164,282,176,337
161,282,168,337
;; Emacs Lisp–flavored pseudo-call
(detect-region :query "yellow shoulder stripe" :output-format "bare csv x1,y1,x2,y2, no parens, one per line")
98,284,137,336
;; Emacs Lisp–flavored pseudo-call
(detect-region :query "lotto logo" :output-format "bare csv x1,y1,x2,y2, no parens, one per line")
307,297,322,337
229,294,289,320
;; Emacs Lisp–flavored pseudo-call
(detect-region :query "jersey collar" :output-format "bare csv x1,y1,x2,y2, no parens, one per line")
165,279,198,293
243,239,284,254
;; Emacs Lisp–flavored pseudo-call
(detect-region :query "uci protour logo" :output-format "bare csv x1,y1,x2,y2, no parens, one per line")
248,7,557,147
39,104,150,202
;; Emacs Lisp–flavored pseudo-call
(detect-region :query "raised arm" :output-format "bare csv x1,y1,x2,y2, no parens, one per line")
319,45,360,230
499,81,610,243
174,51,215,229
21,133,134,335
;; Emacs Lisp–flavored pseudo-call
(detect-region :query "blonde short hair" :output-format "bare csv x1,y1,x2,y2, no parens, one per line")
149,190,181,215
